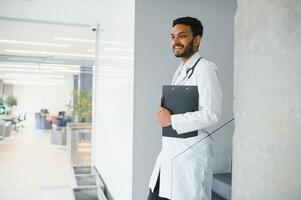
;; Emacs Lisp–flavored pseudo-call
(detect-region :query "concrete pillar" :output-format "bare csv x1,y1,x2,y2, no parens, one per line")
233,1,301,200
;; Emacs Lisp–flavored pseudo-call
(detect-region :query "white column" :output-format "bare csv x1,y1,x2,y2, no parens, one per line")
233,1,301,200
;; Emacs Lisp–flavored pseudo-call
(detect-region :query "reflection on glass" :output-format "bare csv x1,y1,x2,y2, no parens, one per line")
0,19,96,199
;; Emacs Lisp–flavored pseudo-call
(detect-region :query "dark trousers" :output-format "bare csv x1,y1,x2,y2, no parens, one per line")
147,173,170,200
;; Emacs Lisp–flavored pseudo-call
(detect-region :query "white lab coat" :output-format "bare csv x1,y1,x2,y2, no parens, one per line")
149,52,222,200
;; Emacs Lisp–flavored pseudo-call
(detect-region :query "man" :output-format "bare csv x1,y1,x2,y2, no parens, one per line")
148,17,222,200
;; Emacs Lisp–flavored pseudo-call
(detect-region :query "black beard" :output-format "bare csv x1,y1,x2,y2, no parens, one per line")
173,39,195,58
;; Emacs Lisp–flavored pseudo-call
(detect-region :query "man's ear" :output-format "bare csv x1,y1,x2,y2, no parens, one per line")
194,35,202,47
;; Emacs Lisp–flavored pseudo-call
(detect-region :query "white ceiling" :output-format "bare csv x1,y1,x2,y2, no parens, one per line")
0,20,95,59
0,19,95,86
0,0,135,86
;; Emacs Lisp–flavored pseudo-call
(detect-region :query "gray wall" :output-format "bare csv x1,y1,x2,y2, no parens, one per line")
233,1,301,200
133,0,236,199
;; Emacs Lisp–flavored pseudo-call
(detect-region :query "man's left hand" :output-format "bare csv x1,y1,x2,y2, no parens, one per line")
156,107,171,127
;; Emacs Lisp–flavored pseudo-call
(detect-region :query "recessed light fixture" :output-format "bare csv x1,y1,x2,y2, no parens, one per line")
43,60,66,64
5,50,133,60
2,80,62,86
42,63,81,68
53,37,95,43
0,63,75,70
96,65,119,68
0,39,69,47
8,57,45,62
38,66,70,70
5,49,95,58
0,63,39,68
53,37,126,45
53,69,81,73
104,48,134,52
99,55,134,60
0,68,51,73
99,40,126,45
4,73,64,78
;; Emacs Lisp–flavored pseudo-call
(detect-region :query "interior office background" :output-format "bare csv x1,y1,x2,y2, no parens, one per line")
0,0,300,200
0,13,96,121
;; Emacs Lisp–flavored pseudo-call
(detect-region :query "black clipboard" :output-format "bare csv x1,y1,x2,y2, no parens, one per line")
161,85,199,138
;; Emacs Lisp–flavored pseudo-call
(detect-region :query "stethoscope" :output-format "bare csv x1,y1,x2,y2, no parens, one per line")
186,57,202,79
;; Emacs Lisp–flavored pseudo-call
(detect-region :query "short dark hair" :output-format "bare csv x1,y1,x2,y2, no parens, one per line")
173,17,203,37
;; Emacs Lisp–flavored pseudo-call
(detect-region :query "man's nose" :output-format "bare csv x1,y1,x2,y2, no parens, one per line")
171,37,179,45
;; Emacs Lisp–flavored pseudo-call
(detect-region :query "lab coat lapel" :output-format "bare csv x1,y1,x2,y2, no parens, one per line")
172,52,201,85
173,69,187,85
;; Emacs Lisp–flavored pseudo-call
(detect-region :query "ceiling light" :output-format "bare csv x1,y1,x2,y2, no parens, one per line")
0,39,69,47
0,68,51,73
43,60,65,64
39,66,70,70
53,69,81,73
8,57,45,62
2,80,60,86
99,40,126,45
97,69,132,74
42,63,81,68
53,37,126,45
104,48,134,52
96,65,119,68
4,73,64,78
54,37,95,43
5,49,95,58
0,63,75,70
99,55,134,60
0,63,39,68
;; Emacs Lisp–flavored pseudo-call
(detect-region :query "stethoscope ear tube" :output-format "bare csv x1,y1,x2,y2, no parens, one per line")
186,57,202,79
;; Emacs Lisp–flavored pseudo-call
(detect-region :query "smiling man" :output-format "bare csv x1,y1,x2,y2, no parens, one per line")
148,17,222,200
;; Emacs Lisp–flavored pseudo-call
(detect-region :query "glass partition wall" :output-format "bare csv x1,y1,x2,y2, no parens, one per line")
92,21,135,199
0,19,95,200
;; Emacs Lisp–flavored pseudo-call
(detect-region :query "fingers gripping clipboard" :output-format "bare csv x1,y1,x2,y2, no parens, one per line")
161,85,199,138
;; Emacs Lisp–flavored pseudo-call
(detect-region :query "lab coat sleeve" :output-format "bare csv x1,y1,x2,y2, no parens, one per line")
170,62,222,134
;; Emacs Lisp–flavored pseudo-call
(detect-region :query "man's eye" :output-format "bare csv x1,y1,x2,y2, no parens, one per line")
179,35,186,38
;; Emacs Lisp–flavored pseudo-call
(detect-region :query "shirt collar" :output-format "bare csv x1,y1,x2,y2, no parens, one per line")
179,52,202,71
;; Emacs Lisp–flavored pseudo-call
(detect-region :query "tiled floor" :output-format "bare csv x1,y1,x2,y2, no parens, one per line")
0,126,75,200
